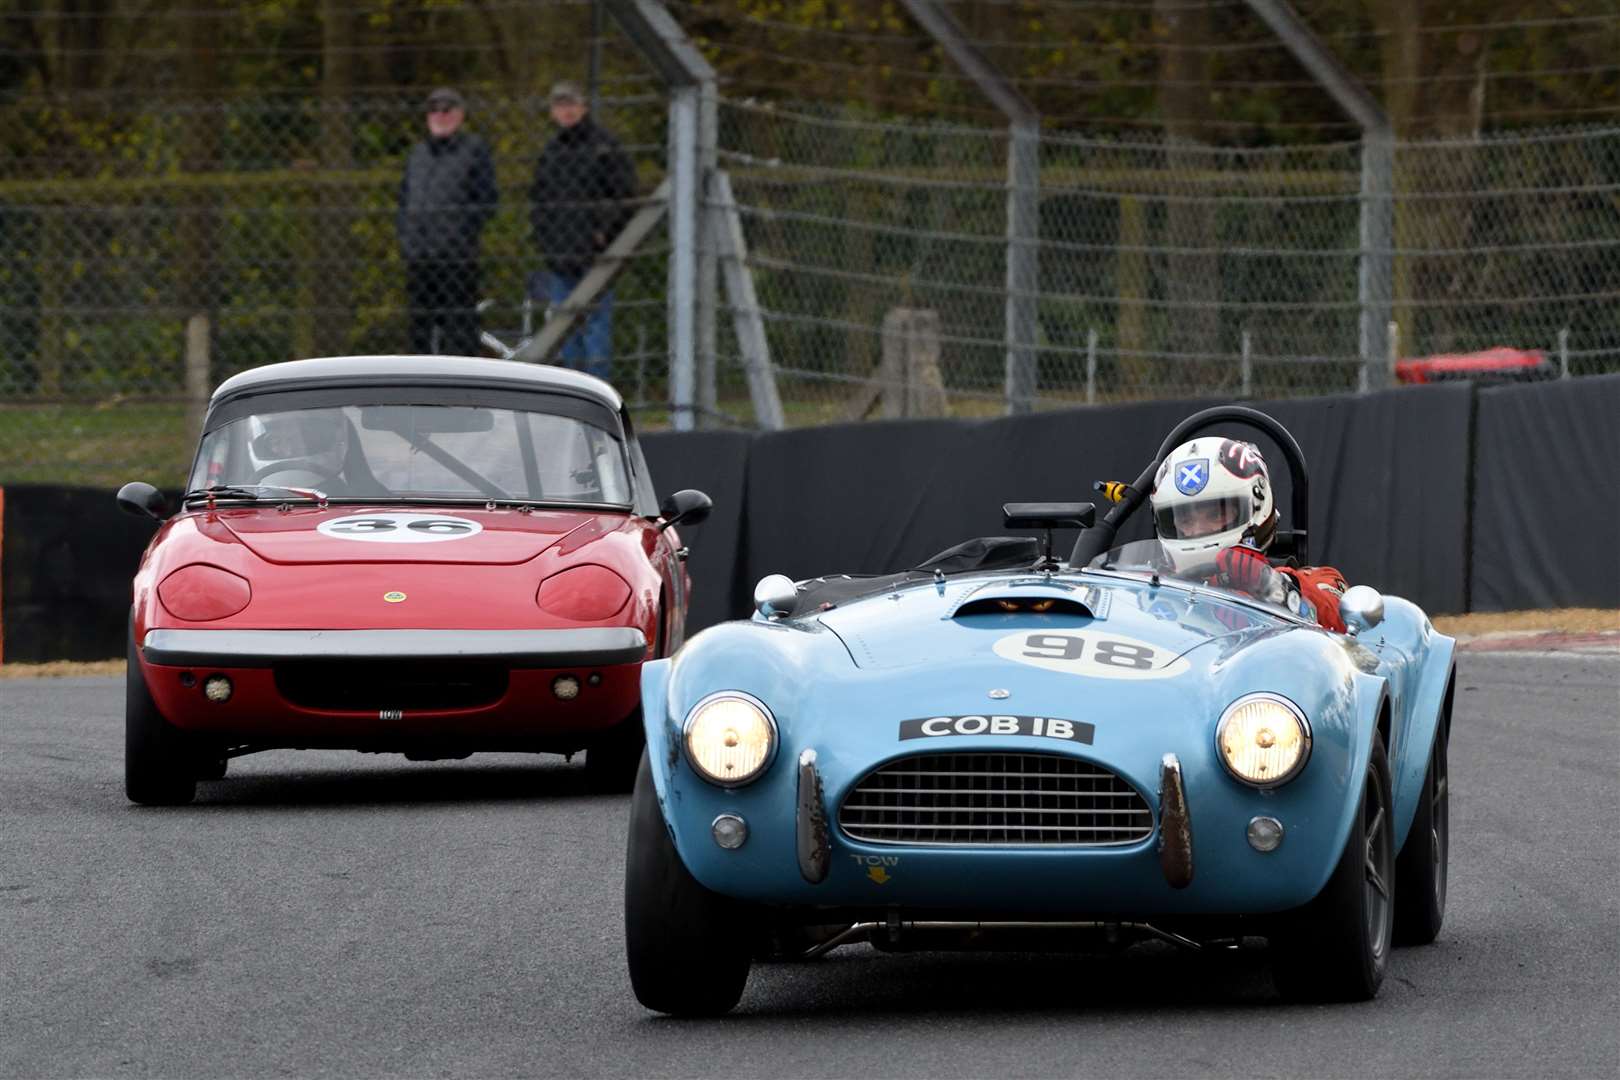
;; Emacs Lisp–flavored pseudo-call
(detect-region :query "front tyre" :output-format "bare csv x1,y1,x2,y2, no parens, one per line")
624,753,751,1015
1394,718,1449,945
1272,732,1395,1002
125,627,198,806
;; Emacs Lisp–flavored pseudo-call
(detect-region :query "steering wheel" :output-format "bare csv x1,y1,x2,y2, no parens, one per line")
249,459,344,487
1071,405,1310,568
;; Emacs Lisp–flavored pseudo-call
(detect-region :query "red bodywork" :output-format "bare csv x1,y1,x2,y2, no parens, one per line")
131,503,689,751
1395,347,1550,385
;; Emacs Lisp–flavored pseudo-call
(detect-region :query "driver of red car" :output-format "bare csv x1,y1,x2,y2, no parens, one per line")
1150,437,1349,634
251,411,351,489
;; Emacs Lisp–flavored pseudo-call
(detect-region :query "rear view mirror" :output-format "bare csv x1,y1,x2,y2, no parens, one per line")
360,405,495,433
658,489,712,532
116,482,171,522
1338,586,1385,636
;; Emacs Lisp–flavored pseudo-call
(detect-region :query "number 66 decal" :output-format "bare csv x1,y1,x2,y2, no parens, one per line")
992,630,1190,680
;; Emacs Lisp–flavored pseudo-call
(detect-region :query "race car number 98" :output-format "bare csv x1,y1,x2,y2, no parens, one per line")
992,630,1190,680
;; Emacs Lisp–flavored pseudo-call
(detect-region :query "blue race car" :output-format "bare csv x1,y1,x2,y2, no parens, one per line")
625,406,1454,1014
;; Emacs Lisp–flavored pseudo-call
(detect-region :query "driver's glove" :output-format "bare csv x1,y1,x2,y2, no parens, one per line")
1214,544,1277,597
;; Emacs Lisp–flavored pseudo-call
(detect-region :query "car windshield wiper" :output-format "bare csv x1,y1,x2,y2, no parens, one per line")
182,484,328,504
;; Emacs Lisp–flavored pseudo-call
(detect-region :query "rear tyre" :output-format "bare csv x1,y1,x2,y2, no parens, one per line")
125,628,198,807
1394,718,1449,946
584,708,645,794
1271,732,1395,1002
624,753,752,1015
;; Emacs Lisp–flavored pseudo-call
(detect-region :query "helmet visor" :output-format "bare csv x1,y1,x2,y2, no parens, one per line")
1156,496,1249,540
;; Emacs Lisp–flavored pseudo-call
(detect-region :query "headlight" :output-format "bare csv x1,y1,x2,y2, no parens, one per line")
683,692,777,787
1215,693,1311,787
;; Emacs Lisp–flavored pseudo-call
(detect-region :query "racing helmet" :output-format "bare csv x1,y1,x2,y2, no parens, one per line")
1149,438,1277,576
249,410,348,485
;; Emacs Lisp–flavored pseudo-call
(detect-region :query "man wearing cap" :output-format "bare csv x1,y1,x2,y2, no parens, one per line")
528,80,637,381
397,87,499,355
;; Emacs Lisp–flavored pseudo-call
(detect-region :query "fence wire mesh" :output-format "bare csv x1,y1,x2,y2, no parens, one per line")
713,100,1620,421
2,2,1619,485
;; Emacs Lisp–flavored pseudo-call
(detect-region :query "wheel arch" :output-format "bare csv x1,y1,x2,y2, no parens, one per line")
1391,634,1457,853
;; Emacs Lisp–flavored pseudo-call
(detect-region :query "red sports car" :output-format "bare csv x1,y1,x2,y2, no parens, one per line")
116,356,710,805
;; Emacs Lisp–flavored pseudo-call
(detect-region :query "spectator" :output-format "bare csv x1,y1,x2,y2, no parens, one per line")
397,87,498,356
528,80,637,381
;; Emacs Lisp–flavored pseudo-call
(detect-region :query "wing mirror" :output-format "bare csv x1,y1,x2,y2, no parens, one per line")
657,488,712,532
1338,585,1385,636
753,574,799,619
116,481,171,522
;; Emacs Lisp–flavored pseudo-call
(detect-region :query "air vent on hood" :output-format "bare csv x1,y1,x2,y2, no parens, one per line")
955,596,1094,618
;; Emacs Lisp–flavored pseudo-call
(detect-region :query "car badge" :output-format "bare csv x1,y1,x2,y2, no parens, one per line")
988,688,1010,700
1175,459,1209,496
383,591,407,603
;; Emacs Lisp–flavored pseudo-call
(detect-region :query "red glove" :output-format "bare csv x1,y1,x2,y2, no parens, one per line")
1281,566,1350,634
1214,545,1272,595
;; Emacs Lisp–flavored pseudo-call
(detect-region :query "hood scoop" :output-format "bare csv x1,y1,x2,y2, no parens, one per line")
947,579,1111,621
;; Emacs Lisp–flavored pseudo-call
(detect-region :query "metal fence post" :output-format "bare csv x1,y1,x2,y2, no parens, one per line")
1240,329,1253,398
1558,327,1570,378
1085,328,1098,405
184,313,210,446
1005,120,1040,414
899,0,1040,416
668,85,698,431
696,87,719,426
1360,134,1395,388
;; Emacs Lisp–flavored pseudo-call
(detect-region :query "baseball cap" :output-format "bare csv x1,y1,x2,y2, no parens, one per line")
425,87,465,111
549,80,585,104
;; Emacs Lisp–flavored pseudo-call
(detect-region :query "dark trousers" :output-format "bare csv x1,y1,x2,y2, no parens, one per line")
405,259,481,356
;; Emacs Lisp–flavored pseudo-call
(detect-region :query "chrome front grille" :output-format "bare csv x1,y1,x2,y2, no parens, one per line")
838,751,1153,847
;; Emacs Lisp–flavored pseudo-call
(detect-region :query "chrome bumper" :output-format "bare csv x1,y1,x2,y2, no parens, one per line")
141,627,648,669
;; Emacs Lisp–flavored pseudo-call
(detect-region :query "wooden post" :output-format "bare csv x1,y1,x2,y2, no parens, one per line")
849,308,949,421
1240,328,1253,398
185,314,210,446
1085,328,1098,405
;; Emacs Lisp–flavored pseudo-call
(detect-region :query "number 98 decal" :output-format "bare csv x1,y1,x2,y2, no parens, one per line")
991,630,1190,680
316,513,484,544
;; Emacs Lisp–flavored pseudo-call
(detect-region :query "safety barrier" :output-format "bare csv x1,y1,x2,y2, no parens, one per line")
2,377,1615,662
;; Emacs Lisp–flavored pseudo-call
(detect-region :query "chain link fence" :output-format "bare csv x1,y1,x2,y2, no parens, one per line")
3,2,1619,485
715,100,1620,419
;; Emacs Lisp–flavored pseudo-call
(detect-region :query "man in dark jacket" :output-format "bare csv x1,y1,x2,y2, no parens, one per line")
528,80,637,380
397,87,498,355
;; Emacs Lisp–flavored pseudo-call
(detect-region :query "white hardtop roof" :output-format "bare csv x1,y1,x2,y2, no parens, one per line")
210,355,624,411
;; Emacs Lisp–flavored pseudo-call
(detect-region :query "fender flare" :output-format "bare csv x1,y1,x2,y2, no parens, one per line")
1392,634,1457,851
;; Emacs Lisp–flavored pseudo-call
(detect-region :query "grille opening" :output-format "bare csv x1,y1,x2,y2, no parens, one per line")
275,661,508,712
839,751,1153,847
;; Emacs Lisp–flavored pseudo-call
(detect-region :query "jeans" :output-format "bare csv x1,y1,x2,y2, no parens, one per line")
405,259,481,356
531,270,613,381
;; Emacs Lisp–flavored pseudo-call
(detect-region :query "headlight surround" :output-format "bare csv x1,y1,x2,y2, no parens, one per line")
1215,692,1311,788
157,563,251,622
683,691,777,787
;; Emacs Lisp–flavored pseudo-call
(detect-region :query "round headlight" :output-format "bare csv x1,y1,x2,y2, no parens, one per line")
683,692,776,787
1216,693,1311,787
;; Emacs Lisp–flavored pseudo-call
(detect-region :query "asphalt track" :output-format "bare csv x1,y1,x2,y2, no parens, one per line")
3,650,1616,1079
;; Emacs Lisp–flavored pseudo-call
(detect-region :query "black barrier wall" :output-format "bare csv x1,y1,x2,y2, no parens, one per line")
1470,373,1620,611
1,379,1612,662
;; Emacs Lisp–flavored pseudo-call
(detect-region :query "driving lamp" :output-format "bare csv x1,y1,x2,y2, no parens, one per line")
1216,693,1310,787
684,692,776,787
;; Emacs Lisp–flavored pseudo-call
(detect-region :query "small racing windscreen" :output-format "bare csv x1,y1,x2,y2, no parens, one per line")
1155,496,1248,540
190,404,633,504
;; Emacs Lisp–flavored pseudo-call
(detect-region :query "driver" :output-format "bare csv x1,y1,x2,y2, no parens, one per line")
1150,438,1349,633
250,411,350,488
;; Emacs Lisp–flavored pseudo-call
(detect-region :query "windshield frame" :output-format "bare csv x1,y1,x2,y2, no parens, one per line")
188,389,636,510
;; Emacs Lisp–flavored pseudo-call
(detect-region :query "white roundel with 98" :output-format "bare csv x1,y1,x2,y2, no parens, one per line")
316,513,483,544
992,630,1190,680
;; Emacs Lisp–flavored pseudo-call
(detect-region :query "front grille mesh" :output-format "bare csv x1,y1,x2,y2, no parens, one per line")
838,751,1153,847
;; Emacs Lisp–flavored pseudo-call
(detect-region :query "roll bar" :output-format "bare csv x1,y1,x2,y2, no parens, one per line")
1069,405,1310,568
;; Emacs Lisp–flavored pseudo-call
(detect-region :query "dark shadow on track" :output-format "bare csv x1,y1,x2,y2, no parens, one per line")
155,757,603,809
643,942,1289,1021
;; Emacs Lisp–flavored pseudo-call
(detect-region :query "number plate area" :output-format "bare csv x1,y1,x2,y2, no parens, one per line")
992,630,1191,680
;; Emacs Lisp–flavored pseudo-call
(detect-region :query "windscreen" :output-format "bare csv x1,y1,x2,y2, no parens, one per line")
190,403,632,504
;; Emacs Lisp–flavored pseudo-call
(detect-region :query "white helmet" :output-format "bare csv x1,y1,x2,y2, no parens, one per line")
1150,438,1277,576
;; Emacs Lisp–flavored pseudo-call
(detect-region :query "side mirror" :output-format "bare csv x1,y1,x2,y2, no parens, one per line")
753,574,799,620
658,488,712,532
1338,585,1385,636
116,481,171,522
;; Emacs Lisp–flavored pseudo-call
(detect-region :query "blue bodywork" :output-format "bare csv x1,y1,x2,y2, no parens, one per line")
641,565,1454,919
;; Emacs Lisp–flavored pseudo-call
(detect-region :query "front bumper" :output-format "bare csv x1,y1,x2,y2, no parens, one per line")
142,627,647,668
138,627,648,745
